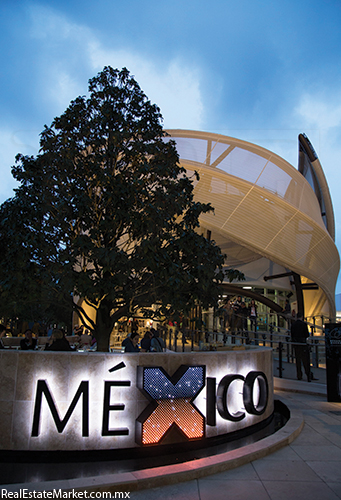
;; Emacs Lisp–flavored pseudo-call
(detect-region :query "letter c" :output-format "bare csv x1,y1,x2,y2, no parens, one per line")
243,371,268,415
217,374,245,422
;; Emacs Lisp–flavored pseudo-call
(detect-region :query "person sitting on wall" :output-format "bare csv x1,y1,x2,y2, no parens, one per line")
45,329,72,351
78,328,92,349
122,331,140,352
150,328,166,352
20,329,37,350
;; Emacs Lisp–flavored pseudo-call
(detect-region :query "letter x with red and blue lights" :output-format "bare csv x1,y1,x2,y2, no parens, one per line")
136,365,206,445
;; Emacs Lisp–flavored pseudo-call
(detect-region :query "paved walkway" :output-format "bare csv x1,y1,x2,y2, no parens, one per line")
128,379,341,500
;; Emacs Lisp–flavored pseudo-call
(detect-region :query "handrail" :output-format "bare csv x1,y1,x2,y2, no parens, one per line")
158,326,327,376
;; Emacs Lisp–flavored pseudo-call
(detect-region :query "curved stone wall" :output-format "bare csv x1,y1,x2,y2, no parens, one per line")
0,347,273,452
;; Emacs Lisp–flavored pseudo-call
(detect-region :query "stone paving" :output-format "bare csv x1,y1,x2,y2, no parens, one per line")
128,387,341,500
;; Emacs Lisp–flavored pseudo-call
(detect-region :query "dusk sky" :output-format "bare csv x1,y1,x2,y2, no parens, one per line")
2,0,341,293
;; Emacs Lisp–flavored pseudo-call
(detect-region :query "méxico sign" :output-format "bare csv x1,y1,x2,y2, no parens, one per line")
31,362,269,447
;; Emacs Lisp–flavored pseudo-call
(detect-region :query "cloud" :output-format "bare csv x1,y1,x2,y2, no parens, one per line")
295,92,341,129
294,91,341,167
0,5,205,201
89,42,204,129
26,5,95,112
26,4,204,129
29,3,91,43
0,128,29,202
44,69,83,110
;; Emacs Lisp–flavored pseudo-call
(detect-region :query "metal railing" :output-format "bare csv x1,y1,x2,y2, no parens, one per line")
157,324,326,378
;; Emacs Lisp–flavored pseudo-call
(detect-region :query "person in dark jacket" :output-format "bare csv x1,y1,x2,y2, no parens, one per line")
291,314,311,381
141,331,152,352
20,329,37,350
122,331,140,352
45,329,72,351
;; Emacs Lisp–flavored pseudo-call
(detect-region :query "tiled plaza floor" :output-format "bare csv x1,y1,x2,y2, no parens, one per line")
128,387,341,499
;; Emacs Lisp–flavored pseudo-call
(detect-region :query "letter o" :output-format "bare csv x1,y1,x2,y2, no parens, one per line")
217,374,245,422
243,371,268,415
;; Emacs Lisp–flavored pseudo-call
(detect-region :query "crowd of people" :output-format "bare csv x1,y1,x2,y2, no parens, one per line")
222,296,259,335
0,321,165,354
0,298,317,381
222,295,297,336
121,327,165,353
0,324,97,352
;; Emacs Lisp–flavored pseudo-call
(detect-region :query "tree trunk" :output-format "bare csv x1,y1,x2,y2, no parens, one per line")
95,299,114,352
96,324,112,352
95,300,129,352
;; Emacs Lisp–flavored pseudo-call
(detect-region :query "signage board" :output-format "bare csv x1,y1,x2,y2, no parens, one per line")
325,323,341,402
0,349,273,451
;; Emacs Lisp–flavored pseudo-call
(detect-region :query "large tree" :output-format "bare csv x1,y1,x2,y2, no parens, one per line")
0,66,230,351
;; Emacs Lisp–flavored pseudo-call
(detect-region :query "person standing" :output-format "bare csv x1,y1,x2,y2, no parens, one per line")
282,299,292,329
232,296,243,342
283,299,291,315
249,299,258,330
248,299,258,344
240,302,248,335
290,313,311,381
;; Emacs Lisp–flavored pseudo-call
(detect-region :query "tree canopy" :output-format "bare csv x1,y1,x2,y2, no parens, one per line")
0,66,235,350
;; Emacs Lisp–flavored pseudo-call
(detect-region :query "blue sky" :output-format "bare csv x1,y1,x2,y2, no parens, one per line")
2,0,341,292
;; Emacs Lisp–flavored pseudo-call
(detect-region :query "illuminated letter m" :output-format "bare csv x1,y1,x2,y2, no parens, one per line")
31,380,89,437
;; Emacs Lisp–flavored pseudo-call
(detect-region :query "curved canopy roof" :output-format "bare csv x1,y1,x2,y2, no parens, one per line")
165,130,339,314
